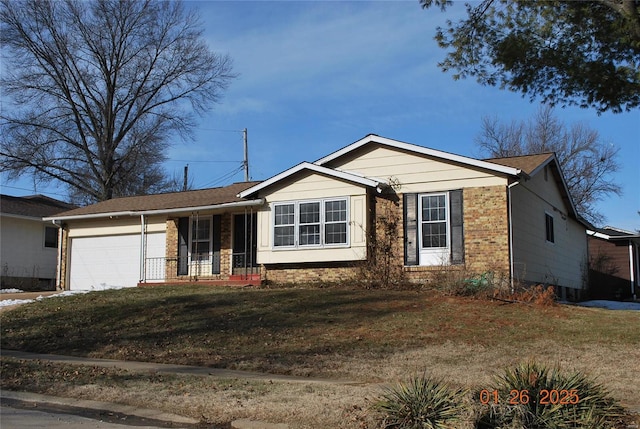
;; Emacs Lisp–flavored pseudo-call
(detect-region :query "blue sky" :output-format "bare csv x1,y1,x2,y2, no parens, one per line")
2,1,639,231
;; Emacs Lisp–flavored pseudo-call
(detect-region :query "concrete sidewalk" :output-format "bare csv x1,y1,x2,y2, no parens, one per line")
1,350,358,385
1,350,363,429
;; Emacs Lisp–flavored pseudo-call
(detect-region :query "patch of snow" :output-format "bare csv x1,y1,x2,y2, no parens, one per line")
0,289,25,294
0,299,34,307
573,300,640,311
0,285,126,308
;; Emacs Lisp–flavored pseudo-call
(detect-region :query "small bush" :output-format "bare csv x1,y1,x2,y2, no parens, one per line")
494,285,557,306
374,373,468,429
476,361,625,428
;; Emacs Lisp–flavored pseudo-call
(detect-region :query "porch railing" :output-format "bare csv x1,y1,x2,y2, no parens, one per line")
142,255,259,282
232,253,260,276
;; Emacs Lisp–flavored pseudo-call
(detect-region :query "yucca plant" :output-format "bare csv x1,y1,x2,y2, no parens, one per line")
374,373,468,429
477,361,625,429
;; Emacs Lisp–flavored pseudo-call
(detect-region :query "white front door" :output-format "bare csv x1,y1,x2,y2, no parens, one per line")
418,193,450,266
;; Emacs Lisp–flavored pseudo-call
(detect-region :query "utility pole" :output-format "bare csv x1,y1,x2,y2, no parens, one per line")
183,165,188,191
243,128,249,182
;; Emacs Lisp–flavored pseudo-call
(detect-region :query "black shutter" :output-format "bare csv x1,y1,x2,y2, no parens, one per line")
177,217,189,275
450,190,464,264
403,193,419,266
212,215,221,274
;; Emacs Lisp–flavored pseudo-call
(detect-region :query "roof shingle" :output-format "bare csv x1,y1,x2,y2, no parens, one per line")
51,181,262,218
485,153,555,175
0,194,76,218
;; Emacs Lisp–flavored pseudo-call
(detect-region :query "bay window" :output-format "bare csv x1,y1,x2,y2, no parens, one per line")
273,198,348,248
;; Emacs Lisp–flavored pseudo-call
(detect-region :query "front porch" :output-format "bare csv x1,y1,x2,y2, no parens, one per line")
140,211,261,287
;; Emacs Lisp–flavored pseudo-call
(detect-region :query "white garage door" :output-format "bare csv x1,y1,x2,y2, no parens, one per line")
69,233,166,290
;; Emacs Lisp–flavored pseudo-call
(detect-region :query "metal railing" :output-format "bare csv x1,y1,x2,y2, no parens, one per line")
143,255,259,282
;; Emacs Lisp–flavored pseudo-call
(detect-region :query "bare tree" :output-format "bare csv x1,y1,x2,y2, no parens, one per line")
0,0,235,203
477,105,622,224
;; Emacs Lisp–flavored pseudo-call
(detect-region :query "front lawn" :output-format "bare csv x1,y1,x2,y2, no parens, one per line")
1,285,638,428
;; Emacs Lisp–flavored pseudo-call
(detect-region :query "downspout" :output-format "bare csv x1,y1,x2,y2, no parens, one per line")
629,242,636,300
51,220,63,291
507,181,520,293
140,214,146,284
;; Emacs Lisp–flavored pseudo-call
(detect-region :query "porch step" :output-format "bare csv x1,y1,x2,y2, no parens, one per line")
139,276,262,288
229,274,261,282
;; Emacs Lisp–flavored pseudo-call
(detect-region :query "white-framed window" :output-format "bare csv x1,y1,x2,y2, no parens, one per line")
545,212,555,243
418,193,450,265
190,216,212,262
324,199,347,245
299,201,321,246
274,203,295,247
272,198,349,249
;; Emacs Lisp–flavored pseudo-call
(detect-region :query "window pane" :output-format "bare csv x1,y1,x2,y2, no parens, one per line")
275,204,295,226
44,227,58,248
325,223,347,244
422,222,447,248
299,202,320,224
325,200,346,222
192,219,211,240
299,224,320,245
545,213,554,243
274,225,295,246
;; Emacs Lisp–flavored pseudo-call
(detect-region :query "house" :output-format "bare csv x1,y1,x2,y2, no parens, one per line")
0,194,75,291
48,135,588,298
587,227,639,301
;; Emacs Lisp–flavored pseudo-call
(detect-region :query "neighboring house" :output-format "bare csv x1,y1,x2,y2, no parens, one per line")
587,227,639,301
0,194,75,291
48,135,588,298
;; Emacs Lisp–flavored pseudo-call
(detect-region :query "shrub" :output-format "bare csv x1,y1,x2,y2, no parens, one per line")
374,373,468,429
476,361,625,428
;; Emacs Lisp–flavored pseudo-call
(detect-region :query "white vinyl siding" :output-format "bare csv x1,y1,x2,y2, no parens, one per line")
510,172,587,289
328,145,507,192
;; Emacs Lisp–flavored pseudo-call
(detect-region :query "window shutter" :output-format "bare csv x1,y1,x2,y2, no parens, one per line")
450,190,464,264
403,193,419,266
177,217,189,275
212,215,221,274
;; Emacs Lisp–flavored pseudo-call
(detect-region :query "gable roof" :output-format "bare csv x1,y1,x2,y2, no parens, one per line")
238,162,386,198
485,153,555,176
47,181,262,221
487,152,581,221
0,194,75,219
314,134,524,177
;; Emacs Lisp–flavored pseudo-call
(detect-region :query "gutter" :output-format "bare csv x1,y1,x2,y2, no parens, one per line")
507,180,520,293
43,199,265,221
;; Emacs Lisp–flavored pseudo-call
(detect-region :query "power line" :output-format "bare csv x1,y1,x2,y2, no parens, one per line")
166,159,241,163
0,184,68,198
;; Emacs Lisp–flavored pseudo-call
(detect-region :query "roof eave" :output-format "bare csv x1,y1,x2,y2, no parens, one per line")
314,134,523,177
238,162,381,198
44,199,265,222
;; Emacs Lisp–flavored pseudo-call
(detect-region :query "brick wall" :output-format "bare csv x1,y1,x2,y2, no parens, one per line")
165,214,235,281
263,262,359,285
261,186,512,287
58,226,69,290
462,186,510,274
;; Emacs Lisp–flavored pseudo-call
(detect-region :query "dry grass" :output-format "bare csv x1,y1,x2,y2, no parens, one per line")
1,285,639,428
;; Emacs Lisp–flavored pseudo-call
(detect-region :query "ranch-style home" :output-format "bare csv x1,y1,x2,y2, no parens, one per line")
47,135,589,299
1,194,75,291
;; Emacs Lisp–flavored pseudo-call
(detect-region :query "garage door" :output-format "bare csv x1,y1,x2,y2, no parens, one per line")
69,233,166,290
